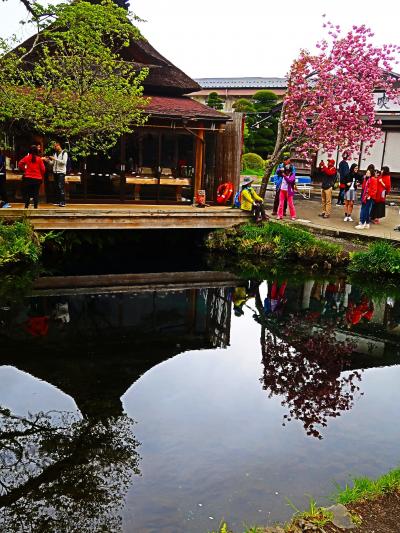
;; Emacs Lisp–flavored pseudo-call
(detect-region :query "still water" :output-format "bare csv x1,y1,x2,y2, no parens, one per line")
1,273,400,532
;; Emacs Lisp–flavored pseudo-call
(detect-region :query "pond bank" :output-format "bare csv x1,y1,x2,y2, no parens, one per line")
211,468,400,532
206,221,400,277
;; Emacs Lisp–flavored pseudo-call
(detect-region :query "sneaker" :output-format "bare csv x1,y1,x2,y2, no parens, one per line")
344,216,349,222
291,217,297,221
1,203,11,208
276,216,283,220
365,223,370,229
323,214,330,219
318,213,325,217
355,223,365,229
59,203,66,207
372,219,380,224
348,216,353,222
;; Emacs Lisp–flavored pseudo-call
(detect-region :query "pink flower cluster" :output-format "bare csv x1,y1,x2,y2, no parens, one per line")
283,22,400,159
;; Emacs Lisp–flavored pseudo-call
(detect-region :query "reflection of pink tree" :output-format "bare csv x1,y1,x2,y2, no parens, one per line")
259,314,362,439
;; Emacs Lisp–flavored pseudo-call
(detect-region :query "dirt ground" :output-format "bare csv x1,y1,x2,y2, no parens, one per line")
324,491,400,533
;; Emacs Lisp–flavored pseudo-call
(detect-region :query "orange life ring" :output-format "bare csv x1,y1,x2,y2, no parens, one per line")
216,182,234,205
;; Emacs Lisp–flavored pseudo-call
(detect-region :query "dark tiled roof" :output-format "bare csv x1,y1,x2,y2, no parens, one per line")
195,77,288,89
145,96,229,121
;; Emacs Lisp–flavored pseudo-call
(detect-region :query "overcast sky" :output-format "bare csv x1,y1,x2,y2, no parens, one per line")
1,0,399,78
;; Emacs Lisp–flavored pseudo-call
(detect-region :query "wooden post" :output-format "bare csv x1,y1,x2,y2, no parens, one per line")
120,134,126,203
194,124,205,201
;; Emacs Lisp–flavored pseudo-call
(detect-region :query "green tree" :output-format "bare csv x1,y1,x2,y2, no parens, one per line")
0,0,148,156
233,91,278,158
206,91,224,110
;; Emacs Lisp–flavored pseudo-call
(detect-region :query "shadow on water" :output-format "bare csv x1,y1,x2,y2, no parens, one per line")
1,261,400,531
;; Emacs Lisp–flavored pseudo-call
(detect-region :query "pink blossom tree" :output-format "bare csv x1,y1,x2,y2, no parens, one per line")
259,21,400,198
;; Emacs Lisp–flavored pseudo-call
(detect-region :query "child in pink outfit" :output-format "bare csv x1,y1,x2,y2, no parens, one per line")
277,166,296,220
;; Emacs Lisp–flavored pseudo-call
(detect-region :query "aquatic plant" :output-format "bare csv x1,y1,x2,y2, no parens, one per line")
0,219,42,268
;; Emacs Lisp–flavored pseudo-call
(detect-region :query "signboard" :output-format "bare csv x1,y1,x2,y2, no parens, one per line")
374,92,400,113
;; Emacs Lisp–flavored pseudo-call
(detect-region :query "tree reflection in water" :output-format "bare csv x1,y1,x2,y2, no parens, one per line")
0,406,140,532
253,286,363,439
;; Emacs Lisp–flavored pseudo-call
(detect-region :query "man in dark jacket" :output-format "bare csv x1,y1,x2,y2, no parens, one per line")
337,152,350,206
319,159,337,218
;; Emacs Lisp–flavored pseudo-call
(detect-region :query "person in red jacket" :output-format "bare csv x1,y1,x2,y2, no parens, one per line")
18,145,46,209
370,166,391,224
355,168,377,229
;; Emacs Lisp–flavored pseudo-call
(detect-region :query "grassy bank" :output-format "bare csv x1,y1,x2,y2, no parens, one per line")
0,219,42,269
209,468,400,532
206,221,400,276
206,221,349,267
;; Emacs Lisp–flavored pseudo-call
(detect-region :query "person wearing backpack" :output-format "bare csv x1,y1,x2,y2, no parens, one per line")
48,142,68,207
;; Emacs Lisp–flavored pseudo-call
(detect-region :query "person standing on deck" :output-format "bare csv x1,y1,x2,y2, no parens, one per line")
240,177,268,222
18,145,46,209
48,142,68,207
337,152,350,206
0,150,11,208
319,159,336,219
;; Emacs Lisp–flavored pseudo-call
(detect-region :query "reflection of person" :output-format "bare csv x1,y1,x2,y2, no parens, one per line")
346,294,374,326
18,145,46,209
264,280,287,316
232,286,248,317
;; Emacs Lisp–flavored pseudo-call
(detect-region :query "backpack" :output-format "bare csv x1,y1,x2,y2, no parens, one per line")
62,150,73,175
233,190,241,208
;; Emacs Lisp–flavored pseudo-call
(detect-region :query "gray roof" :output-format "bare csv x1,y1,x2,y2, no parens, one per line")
194,77,288,89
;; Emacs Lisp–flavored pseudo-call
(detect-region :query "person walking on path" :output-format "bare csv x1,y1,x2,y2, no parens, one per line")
48,142,68,207
343,163,360,222
337,152,350,206
370,166,391,224
18,145,46,209
319,159,336,218
240,177,268,222
277,165,296,220
0,150,11,208
355,168,377,230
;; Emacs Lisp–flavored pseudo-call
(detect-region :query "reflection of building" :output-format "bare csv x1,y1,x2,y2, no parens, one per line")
262,278,400,367
0,285,233,417
191,78,287,112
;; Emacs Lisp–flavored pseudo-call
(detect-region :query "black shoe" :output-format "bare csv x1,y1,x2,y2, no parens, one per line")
59,203,66,207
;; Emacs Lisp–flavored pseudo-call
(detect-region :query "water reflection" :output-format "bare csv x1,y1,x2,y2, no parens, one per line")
1,272,400,531
0,405,140,532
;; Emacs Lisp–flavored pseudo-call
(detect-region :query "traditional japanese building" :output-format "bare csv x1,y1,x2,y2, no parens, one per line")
4,35,243,205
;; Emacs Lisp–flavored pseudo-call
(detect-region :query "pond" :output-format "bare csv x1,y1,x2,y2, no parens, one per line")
1,269,400,532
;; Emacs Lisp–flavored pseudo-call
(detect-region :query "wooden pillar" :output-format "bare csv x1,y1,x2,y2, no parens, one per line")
119,134,126,203
194,124,205,200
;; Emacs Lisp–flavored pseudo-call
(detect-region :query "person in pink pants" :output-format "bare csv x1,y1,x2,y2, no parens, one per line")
277,165,296,220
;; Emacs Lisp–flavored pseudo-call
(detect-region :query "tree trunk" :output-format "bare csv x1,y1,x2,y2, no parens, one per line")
259,106,286,199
